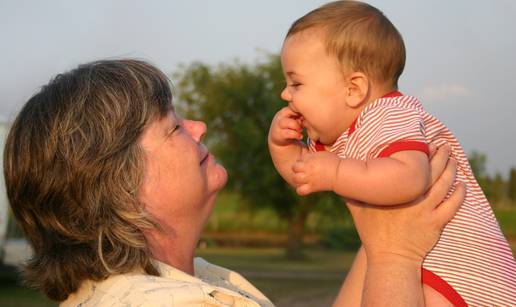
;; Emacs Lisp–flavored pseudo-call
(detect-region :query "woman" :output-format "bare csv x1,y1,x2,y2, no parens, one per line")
4,59,464,306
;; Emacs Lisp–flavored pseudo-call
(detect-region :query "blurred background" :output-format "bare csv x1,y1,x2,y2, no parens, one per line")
1,1,515,306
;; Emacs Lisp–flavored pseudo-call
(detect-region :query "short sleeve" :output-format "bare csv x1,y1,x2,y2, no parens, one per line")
357,105,429,159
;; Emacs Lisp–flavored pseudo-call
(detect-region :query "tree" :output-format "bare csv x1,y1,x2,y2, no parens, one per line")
490,172,506,205
468,151,492,198
173,56,341,258
509,168,516,204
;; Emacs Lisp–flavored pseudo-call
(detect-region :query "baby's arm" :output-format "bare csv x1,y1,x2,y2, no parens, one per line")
293,150,430,205
268,106,309,187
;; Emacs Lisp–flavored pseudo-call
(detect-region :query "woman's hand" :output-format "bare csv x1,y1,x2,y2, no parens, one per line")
347,144,465,265
345,144,466,306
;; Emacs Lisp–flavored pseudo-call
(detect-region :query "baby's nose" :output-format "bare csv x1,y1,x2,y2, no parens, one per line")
280,87,291,102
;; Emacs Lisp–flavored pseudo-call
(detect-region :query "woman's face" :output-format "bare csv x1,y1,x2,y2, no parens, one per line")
138,110,227,231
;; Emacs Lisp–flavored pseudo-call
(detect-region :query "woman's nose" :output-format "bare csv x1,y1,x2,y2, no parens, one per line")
183,119,207,143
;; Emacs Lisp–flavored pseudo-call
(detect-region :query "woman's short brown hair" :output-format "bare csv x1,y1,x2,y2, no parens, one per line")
287,0,406,88
3,59,172,301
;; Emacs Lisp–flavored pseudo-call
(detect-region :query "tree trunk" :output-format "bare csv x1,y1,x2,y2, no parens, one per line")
285,210,308,260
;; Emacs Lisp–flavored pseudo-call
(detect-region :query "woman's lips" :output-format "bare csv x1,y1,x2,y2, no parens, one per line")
199,151,210,165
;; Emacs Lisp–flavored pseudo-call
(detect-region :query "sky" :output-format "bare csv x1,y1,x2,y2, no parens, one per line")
1,0,515,175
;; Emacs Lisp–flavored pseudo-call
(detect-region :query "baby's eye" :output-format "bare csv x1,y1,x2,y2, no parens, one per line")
290,82,302,88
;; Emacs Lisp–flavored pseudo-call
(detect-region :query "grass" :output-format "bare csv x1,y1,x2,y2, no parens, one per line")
196,247,355,273
0,285,55,307
494,208,516,237
0,264,55,307
494,208,516,254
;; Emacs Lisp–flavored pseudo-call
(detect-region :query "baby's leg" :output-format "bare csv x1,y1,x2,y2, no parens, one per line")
333,246,367,307
423,285,454,307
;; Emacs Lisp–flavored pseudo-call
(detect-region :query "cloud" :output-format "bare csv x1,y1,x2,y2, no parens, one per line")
419,84,473,102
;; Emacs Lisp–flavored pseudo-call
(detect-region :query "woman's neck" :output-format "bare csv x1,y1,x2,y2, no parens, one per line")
146,228,198,275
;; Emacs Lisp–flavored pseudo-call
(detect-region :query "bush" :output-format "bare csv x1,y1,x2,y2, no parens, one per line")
320,226,361,250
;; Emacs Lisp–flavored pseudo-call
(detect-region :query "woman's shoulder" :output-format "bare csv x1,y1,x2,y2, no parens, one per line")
193,257,275,307
59,271,207,306
59,259,274,307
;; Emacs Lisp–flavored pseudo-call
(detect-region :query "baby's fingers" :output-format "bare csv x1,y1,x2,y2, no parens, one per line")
277,106,301,118
280,128,303,141
278,116,302,132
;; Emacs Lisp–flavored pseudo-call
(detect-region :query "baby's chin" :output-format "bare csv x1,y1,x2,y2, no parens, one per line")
306,129,319,142
311,133,339,146
306,129,338,145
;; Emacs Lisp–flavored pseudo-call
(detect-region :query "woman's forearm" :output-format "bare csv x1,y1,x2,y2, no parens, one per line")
333,246,367,307
362,257,424,307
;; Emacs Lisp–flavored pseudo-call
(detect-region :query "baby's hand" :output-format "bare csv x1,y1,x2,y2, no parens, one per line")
268,107,303,147
292,151,340,195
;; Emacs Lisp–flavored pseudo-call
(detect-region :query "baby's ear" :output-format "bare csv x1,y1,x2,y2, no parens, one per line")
345,72,369,108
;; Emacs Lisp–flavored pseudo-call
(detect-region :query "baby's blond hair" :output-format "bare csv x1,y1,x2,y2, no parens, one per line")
286,0,405,88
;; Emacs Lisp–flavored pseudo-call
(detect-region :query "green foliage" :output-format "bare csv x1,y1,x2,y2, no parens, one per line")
509,168,516,202
494,208,516,239
205,192,286,233
468,151,487,177
320,226,360,250
467,151,516,207
468,151,492,197
490,173,506,204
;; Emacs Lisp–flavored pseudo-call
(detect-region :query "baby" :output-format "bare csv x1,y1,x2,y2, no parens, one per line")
268,1,516,306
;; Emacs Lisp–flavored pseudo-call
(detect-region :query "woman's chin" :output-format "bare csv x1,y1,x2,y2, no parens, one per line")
210,163,228,193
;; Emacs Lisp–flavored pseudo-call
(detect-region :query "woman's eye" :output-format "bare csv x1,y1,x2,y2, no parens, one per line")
169,124,181,135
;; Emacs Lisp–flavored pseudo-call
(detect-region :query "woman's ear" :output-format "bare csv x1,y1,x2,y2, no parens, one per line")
345,72,370,108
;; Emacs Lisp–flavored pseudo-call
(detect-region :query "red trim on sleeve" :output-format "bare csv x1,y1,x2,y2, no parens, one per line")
314,141,325,152
381,90,403,98
422,268,468,307
377,141,429,158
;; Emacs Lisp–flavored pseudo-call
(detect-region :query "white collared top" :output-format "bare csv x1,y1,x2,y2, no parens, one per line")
61,257,275,307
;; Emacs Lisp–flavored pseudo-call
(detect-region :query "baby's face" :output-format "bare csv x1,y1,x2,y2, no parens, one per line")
280,29,356,145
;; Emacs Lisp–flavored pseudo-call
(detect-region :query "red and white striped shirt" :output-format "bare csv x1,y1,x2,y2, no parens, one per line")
310,91,516,306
